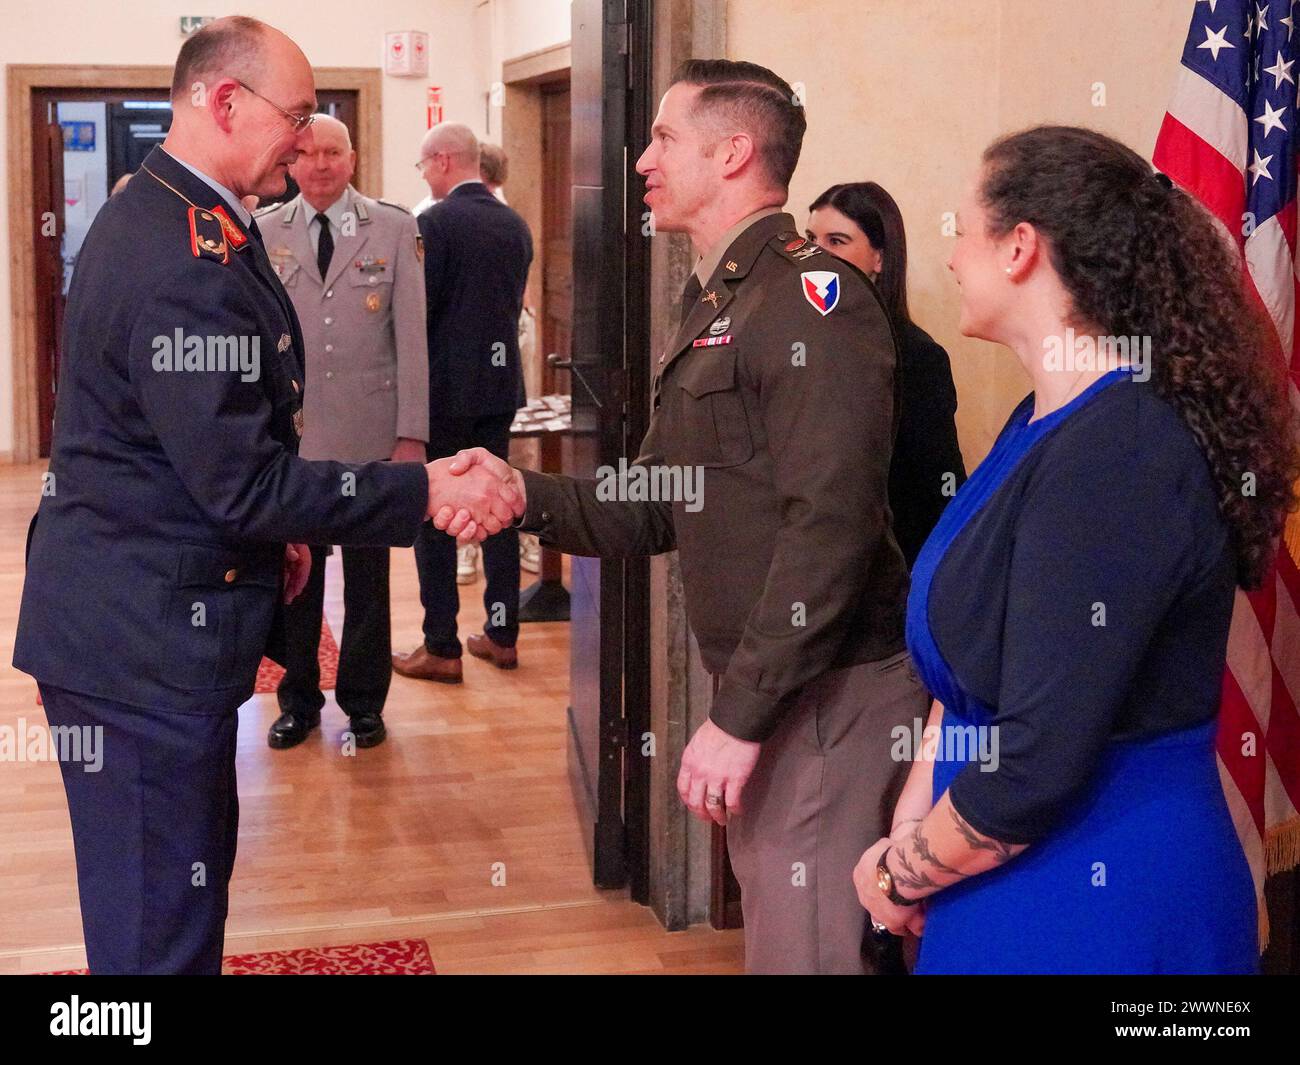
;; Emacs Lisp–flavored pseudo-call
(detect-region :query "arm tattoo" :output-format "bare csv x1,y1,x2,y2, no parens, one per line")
908,823,968,880
890,840,942,894
948,804,1017,866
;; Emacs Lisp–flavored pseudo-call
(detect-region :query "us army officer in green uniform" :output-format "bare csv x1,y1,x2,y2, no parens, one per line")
256,114,429,750
441,60,928,974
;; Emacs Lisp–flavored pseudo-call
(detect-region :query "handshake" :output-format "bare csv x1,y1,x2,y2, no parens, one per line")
424,447,528,542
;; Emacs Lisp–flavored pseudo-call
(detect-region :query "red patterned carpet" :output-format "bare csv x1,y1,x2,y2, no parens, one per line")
222,939,436,975
254,618,339,693
45,938,437,975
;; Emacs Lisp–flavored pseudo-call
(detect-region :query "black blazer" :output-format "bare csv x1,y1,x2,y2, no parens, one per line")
417,182,533,418
889,321,967,566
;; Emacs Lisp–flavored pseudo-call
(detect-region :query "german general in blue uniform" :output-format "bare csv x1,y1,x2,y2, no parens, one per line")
10,136,431,971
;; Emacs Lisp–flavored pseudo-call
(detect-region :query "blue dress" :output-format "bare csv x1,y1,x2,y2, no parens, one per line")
906,370,1257,974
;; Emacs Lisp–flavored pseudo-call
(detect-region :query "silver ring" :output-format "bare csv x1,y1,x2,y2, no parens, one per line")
704,792,724,807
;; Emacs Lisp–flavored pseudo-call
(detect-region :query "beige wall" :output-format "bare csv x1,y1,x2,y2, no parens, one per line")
0,0,487,457
475,0,571,144
727,0,1190,466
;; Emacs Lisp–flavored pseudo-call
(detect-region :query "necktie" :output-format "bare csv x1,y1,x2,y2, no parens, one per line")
246,215,264,247
315,213,334,280
680,272,703,326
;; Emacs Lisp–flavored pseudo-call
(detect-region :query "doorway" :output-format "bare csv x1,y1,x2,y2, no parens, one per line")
27,85,361,458
565,0,653,900
503,3,653,900
7,64,382,464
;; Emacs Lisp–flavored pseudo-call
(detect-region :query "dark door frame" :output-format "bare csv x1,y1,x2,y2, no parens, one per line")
566,0,653,897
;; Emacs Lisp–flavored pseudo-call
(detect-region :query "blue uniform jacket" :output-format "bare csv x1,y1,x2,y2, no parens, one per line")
14,146,428,714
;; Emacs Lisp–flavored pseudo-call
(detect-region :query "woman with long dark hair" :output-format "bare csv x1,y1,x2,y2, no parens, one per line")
807,182,966,566
853,126,1298,973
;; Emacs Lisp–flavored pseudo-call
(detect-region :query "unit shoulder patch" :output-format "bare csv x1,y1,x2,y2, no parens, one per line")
800,270,841,316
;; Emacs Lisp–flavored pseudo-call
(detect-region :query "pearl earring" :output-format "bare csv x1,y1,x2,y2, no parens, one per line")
1005,267,1012,275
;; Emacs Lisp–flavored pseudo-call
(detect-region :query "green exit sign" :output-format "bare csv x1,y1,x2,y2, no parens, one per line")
180,16,213,36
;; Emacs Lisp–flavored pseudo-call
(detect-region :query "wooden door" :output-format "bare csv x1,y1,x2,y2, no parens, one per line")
541,85,573,398
32,100,66,457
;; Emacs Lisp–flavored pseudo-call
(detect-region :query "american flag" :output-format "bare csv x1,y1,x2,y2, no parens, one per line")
1154,0,1300,946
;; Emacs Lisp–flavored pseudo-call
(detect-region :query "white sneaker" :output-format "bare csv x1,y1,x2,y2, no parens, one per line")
457,543,479,585
519,533,541,574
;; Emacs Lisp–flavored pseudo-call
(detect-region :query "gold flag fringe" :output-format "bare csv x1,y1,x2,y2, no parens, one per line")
1285,506,1300,566
1257,817,1300,953
1266,816,1300,876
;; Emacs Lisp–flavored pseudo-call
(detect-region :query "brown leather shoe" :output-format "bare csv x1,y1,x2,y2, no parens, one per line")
391,645,463,683
466,633,518,670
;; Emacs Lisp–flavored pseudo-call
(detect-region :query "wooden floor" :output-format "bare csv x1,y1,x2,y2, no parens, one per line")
0,462,743,974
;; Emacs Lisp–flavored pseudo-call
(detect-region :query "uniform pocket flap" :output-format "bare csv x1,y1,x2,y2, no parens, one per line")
677,349,738,398
176,543,278,588
361,368,396,395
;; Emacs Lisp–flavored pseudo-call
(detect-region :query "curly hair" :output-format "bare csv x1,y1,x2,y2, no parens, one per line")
979,125,1299,588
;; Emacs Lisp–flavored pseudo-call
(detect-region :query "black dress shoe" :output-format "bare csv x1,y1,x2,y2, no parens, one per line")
348,712,387,748
267,708,321,749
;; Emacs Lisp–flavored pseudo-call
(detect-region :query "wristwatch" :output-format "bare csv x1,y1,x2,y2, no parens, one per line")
875,846,919,907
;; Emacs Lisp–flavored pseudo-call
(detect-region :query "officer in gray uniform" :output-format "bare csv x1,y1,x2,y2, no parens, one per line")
256,114,429,749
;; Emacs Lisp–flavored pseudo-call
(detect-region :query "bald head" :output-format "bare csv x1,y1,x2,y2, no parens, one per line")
291,112,356,211
163,16,316,201
172,16,265,101
418,123,481,200
311,113,352,150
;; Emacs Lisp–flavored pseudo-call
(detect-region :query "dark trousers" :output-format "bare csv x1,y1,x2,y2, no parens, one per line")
415,413,519,655
39,683,239,975
278,544,391,719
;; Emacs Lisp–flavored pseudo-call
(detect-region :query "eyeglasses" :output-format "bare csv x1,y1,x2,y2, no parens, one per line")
236,80,316,134
414,153,444,172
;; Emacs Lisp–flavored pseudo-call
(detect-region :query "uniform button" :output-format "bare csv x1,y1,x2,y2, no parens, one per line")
325,344,334,353
384,379,392,387
325,371,334,379
324,316,333,325
541,511,552,522
368,276,378,286
224,568,238,583
325,289,334,298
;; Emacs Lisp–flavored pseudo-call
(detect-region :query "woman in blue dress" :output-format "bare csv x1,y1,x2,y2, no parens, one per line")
853,125,1299,974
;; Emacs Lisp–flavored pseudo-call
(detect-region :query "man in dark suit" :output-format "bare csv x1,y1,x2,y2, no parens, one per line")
11,17,519,974
393,123,534,681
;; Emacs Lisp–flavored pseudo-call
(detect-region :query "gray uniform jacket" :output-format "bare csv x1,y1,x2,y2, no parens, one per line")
257,187,429,461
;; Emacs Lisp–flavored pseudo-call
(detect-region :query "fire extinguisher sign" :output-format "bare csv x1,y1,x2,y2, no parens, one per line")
427,86,443,129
